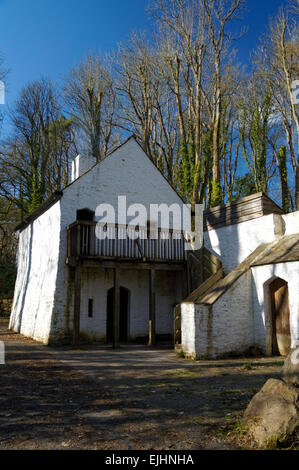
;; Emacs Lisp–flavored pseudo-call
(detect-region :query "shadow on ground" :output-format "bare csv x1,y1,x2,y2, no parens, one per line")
0,318,284,450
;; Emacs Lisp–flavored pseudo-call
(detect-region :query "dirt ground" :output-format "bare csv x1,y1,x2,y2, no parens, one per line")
0,317,285,450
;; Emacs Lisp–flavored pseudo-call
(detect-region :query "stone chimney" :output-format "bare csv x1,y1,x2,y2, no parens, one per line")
70,155,96,183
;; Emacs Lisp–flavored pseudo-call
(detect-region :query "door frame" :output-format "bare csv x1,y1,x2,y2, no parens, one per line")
263,276,291,356
106,286,130,344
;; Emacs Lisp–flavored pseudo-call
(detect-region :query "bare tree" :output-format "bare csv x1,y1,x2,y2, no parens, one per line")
201,0,247,206
256,5,299,207
64,53,116,162
0,79,76,215
115,32,180,183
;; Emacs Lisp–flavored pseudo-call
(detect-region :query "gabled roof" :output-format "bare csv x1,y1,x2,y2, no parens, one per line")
63,135,185,203
251,233,299,266
183,233,299,306
14,135,184,233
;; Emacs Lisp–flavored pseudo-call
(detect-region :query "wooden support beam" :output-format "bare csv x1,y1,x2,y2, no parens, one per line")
73,263,82,346
66,257,185,271
113,268,120,349
182,266,189,299
148,268,156,347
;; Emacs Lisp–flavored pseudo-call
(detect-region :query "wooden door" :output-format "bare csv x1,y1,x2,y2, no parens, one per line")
107,287,129,344
270,278,291,356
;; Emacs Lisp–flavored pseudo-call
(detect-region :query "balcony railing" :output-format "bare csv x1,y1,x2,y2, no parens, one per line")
67,221,187,263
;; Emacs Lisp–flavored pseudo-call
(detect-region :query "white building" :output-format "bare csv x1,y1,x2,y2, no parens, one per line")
180,194,299,359
9,136,299,359
9,137,189,346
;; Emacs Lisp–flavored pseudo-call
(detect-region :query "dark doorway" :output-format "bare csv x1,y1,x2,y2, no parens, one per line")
270,278,291,356
107,287,129,343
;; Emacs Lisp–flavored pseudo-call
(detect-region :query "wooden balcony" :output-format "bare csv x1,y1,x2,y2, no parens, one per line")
67,221,187,265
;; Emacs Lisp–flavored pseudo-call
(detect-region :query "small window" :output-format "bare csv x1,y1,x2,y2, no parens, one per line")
77,209,95,222
88,299,94,318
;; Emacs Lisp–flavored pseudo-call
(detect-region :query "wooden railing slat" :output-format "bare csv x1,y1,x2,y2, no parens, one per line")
67,221,187,262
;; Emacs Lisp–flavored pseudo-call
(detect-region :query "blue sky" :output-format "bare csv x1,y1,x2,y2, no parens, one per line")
0,0,288,135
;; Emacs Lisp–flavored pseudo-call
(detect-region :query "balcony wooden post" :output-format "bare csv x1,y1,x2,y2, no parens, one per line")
148,268,156,346
73,262,82,346
113,268,120,349
76,223,81,257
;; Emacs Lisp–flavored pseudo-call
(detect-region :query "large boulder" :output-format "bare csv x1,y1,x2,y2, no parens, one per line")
282,348,299,387
243,378,299,447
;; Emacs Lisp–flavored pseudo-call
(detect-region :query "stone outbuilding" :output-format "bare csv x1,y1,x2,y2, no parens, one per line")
179,194,299,359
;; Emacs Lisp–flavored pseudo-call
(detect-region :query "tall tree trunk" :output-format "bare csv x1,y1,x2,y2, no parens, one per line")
278,146,290,213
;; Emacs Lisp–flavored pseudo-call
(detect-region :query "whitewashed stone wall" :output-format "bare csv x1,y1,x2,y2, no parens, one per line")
204,214,277,273
10,138,187,344
181,271,253,359
9,201,61,344
251,262,299,351
67,268,183,342
51,137,187,343
282,211,299,236
181,303,197,357
182,260,299,358
204,211,299,275
61,138,186,229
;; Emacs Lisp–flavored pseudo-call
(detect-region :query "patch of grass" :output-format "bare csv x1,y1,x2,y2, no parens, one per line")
249,388,259,394
264,436,280,450
231,421,248,438
177,350,186,359
220,389,242,396
243,363,253,371
222,405,230,410
223,419,252,448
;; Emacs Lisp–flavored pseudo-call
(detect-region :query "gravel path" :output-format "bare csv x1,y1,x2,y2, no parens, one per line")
0,317,284,450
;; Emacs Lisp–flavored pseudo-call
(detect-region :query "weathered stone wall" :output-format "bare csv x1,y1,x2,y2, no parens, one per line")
282,211,299,236
251,262,299,352
182,260,299,358
66,267,184,343
9,201,61,344
203,214,277,274
10,138,188,344
181,209,299,359
181,303,197,358
204,211,299,275
181,271,253,359
50,137,188,343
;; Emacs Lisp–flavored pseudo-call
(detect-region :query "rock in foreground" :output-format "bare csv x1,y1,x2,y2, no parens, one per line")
282,348,299,388
243,378,299,447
